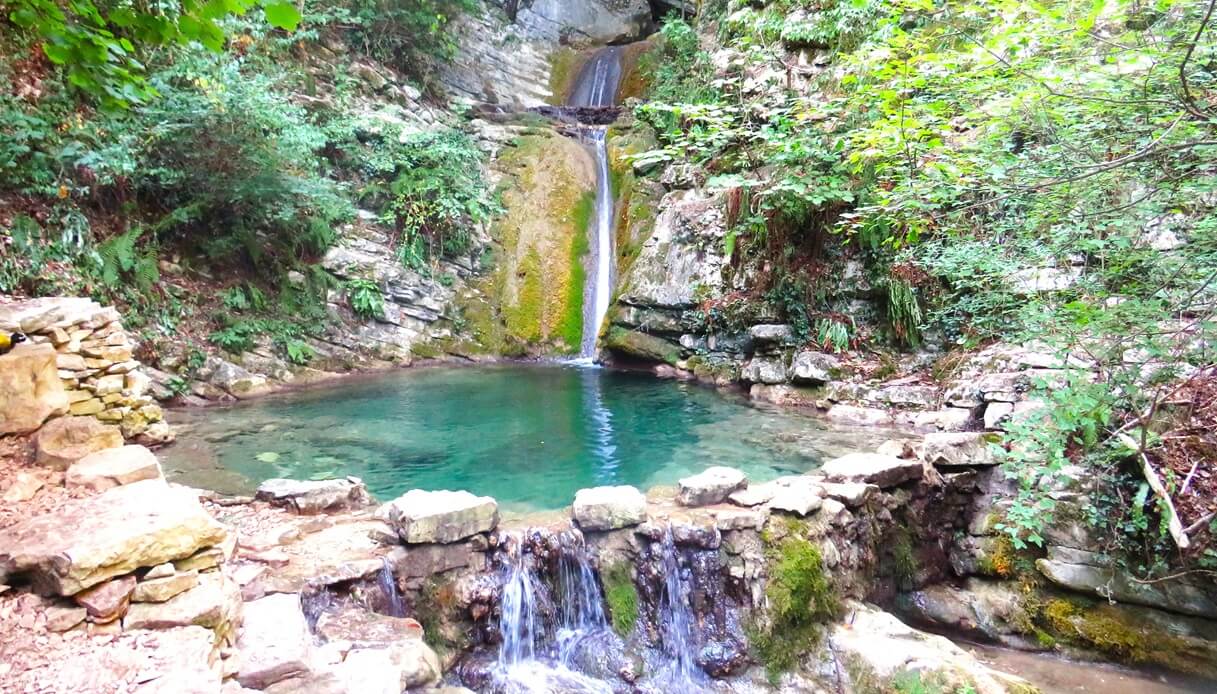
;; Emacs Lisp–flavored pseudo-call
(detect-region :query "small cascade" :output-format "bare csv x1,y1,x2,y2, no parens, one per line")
488,530,614,694
378,555,406,618
655,528,703,687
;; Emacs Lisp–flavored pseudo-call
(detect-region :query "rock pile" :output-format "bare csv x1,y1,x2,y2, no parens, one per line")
0,297,170,444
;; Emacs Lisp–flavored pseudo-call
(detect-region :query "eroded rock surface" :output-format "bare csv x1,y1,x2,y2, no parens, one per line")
0,344,68,435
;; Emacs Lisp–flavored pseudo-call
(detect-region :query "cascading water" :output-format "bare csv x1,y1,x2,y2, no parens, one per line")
491,531,614,694
654,528,704,688
378,555,405,618
567,47,624,359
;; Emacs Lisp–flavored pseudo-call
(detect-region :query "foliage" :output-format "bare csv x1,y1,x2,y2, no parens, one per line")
7,0,301,106
317,0,479,83
382,128,496,262
347,278,384,319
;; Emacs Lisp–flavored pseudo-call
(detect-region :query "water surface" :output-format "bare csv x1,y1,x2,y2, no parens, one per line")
162,364,892,512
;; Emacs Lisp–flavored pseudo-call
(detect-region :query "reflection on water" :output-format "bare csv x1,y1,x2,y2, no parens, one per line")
161,364,895,512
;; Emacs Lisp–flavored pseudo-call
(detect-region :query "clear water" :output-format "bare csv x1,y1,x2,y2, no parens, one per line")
161,364,893,512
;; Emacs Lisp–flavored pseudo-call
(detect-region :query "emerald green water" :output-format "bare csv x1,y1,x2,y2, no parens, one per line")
161,364,892,512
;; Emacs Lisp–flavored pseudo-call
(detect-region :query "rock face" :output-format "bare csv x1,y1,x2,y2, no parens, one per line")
0,343,68,434
677,466,747,507
572,486,648,531
382,490,499,544
505,0,653,45
236,593,314,689
821,453,924,488
919,432,998,467
255,477,372,515
0,479,228,595
65,444,163,491
1037,550,1217,619
34,415,124,470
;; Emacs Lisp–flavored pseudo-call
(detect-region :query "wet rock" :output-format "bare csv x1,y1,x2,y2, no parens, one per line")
75,574,136,622
65,444,163,492
895,579,1041,649
677,466,747,506
134,569,199,603
821,453,924,488
33,415,124,470
697,638,749,677
790,350,840,384
0,343,68,435
919,432,999,468
255,477,372,515
0,479,227,595
572,485,647,531
236,593,314,689
382,489,498,544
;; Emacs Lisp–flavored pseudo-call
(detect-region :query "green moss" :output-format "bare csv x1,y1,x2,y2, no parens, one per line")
603,325,680,365
547,47,583,105
976,534,1018,579
412,576,467,657
410,341,442,359
888,526,918,589
557,191,593,351
750,532,840,682
602,562,639,637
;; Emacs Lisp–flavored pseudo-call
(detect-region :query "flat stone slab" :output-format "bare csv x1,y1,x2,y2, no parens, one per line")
0,478,228,595
572,486,647,531
820,453,923,488
677,466,747,507
124,571,241,631
66,444,163,492
381,489,498,544
255,477,371,515
236,593,313,689
1037,556,1217,619
919,432,999,467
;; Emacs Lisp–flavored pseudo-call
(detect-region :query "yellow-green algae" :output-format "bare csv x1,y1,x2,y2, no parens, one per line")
461,131,595,354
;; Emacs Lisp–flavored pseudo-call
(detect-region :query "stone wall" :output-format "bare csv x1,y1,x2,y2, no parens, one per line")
0,298,170,444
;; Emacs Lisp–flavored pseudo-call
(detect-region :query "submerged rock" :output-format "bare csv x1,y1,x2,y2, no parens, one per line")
572,485,648,531
677,466,747,507
255,477,372,515
0,478,227,595
382,489,499,544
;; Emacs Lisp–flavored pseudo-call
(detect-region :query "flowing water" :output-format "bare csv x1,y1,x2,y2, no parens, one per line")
161,364,894,512
654,529,703,688
567,46,623,358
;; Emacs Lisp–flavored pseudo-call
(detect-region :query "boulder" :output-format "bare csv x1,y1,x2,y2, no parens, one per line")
0,479,228,595
677,466,747,507
33,415,124,470
255,477,372,515
768,485,823,516
0,343,68,434
790,351,840,384
75,574,136,622
824,404,894,426
572,486,647,531
919,432,999,467
381,490,498,544
748,324,794,346
236,593,314,689
740,356,787,385
123,571,242,632
65,444,163,491
820,453,923,488
134,569,200,603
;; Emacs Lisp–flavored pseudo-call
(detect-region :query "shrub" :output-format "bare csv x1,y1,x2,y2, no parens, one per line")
347,278,384,319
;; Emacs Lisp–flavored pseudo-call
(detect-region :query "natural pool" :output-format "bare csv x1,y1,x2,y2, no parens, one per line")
161,364,895,512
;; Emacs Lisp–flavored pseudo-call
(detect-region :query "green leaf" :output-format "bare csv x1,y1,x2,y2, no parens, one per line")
262,1,300,31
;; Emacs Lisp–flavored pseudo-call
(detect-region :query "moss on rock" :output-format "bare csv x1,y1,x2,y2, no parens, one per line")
603,325,681,365
602,562,639,638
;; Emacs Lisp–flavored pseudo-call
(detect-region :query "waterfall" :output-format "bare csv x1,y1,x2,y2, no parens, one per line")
567,47,624,360
492,531,614,694
378,556,405,618
655,528,703,687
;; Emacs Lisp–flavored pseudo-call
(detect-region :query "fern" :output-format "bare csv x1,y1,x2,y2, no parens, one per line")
887,278,923,348
95,227,159,291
